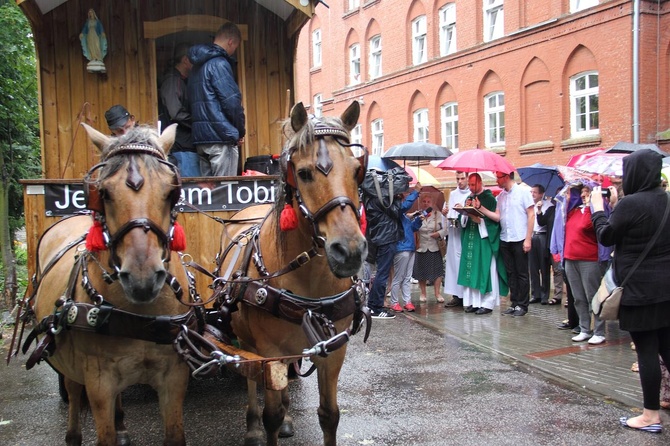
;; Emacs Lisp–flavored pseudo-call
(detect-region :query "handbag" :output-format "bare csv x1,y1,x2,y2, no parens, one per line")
592,193,670,320
434,215,446,257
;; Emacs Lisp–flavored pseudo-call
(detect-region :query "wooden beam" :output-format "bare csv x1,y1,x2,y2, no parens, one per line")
143,15,248,40
203,332,288,391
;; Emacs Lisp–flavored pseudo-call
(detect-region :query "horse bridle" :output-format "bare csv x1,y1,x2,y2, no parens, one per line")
282,121,368,247
83,144,182,271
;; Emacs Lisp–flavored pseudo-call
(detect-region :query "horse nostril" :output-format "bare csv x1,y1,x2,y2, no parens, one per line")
329,241,349,261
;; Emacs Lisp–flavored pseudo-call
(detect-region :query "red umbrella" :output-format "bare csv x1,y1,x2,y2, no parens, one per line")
437,148,515,174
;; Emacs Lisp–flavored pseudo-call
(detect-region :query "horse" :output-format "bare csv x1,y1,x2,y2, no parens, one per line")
22,124,194,446
211,101,369,446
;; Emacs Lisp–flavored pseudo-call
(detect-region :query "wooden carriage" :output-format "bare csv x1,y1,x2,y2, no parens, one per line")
17,0,318,292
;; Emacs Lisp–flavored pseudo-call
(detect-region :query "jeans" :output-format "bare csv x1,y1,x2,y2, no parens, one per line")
197,143,239,176
171,151,201,177
368,242,396,313
500,240,530,310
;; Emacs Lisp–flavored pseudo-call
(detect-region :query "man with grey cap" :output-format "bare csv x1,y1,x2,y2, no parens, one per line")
105,105,136,136
160,42,200,176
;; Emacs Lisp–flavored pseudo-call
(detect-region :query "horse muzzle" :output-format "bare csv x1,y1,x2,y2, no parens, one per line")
325,235,367,278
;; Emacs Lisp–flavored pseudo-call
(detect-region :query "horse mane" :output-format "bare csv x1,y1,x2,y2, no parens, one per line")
272,115,351,246
95,126,171,185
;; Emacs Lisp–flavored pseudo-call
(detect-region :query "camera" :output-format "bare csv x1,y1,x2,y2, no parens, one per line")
601,189,611,198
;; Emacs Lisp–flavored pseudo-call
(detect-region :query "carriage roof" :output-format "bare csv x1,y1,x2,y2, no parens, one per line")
17,0,316,180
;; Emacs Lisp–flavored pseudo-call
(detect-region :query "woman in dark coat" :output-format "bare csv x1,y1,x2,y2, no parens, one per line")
591,148,670,434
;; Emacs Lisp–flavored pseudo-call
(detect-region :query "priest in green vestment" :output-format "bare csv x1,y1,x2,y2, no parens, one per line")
456,173,509,314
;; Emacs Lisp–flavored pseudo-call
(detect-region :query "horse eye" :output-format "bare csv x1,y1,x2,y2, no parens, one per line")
297,169,313,183
99,189,109,201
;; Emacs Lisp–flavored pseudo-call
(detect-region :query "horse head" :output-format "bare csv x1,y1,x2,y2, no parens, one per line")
81,123,181,303
279,101,368,278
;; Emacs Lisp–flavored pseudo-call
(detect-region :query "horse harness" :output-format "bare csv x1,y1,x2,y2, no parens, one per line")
175,121,371,377
14,144,200,369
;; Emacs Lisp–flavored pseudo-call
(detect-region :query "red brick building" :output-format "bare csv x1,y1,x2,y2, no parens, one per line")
294,0,670,183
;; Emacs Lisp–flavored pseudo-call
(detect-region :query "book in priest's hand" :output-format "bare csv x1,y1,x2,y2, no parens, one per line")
453,206,485,218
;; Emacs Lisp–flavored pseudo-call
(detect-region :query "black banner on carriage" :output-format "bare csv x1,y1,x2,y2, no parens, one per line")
43,178,279,216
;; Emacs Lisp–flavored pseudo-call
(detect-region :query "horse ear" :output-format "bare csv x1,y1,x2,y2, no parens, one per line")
340,101,360,132
158,123,177,155
290,102,308,133
81,123,111,151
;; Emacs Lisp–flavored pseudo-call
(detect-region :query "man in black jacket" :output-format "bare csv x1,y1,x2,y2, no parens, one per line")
363,178,420,319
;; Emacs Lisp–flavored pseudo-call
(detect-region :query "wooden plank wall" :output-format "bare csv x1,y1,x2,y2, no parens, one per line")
28,0,299,180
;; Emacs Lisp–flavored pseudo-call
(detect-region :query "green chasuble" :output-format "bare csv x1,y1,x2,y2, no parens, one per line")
457,190,509,296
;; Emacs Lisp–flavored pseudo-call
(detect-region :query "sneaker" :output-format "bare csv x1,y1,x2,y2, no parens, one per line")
512,306,527,317
410,278,418,284
588,335,606,345
571,327,581,335
371,309,396,319
403,303,416,312
502,307,517,315
390,303,403,313
572,332,592,342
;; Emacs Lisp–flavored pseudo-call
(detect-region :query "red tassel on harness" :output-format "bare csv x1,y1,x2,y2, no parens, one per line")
85,220,106,252
170,221,187,251
280,203,299,231
359,205,367,234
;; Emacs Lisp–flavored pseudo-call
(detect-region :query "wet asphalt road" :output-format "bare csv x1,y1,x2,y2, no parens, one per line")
1,315,667,446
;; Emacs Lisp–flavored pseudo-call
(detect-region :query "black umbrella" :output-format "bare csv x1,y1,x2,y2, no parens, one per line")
605,141,667,155
383,142,452,161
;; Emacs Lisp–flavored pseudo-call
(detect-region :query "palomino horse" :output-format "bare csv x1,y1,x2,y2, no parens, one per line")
23,124,194,446
213,101,369,446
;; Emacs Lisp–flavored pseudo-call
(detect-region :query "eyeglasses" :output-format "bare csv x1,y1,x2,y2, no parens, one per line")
496,174,507,179
456,177,467,181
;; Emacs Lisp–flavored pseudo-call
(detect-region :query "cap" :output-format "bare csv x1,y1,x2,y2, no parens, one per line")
105,105,130,130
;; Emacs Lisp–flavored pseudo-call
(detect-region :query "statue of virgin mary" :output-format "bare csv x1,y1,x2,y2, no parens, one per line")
79,9,107,73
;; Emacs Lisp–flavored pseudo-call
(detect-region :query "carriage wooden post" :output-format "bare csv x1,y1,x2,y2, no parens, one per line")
16,0,319,389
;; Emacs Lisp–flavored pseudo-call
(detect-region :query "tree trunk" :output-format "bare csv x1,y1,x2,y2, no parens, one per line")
0,157,17,310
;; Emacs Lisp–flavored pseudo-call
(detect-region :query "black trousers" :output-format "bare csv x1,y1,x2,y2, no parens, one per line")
529,233,550,302
501,240,530,310
630,326,670,410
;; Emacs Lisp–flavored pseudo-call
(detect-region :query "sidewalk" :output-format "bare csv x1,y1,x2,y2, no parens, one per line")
400,289,644,409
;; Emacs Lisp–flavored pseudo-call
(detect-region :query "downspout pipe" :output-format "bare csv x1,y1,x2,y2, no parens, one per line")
632,0,640,143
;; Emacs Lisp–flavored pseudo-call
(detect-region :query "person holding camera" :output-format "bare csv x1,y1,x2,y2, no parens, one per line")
413,194,447,304
591,149,670,433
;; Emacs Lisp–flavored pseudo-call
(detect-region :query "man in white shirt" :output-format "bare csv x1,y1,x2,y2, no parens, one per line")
496,171,534,316
442,172,471,307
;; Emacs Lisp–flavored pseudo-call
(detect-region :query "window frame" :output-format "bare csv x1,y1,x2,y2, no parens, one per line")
483,0,504,43
570,0,599,13
439,3,457,57
484,91,505,147
371,118,384,155
351,124,363,145
413,108,429,143
313,93,323,117
441,102,459,151
349,43,361,86
570,71,600,137
412,16,427,66
369,35,382,80
312,28,322,68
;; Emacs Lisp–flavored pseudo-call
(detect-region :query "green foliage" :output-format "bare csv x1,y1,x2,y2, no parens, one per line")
0,3,41,235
